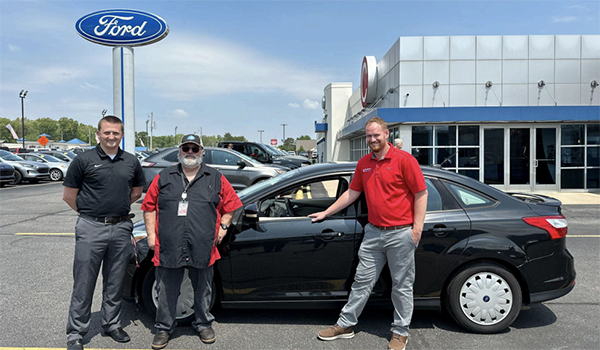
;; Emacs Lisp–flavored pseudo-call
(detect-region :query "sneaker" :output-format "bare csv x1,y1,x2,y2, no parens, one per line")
66,339,83,350
199,327,216,344
388,333,408,350
317,324,355,341
152,330,169,350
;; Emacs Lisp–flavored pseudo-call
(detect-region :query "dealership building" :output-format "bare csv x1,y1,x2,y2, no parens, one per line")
316,35,600,193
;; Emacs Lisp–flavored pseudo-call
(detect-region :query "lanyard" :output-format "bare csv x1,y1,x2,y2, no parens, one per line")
180,172,193,201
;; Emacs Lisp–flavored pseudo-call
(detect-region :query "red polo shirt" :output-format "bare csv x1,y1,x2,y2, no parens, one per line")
350,143,426,227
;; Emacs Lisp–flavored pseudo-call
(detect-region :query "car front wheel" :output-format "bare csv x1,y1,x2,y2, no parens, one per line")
50,169,63,181
445,262,522,334
141,266,217,326
10,171,23,185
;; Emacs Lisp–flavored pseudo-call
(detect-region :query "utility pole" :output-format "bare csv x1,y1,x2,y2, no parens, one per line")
149,112,154,150
258,129,264,143
175,126,178,144
281,124,287,145
19,90,28,149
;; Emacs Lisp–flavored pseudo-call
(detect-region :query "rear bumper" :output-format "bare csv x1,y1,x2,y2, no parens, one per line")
530,280,575,304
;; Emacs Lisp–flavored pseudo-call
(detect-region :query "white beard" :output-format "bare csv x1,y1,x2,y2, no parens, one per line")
178,153,203,169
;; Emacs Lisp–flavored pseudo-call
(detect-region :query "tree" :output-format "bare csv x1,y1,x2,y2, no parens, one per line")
281,137,295,152
298,135,312,140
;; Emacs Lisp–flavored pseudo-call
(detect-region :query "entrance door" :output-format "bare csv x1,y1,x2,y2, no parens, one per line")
534,127,558,191
509,127,532,191
483,128,505,189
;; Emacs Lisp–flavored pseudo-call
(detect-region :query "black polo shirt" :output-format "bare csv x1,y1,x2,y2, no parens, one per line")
63,145,144,217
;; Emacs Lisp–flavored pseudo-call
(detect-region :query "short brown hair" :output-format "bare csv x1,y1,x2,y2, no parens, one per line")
98,115,124,132
365,116,388,131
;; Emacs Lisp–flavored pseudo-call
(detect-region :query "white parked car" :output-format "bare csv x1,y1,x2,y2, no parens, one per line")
19,153,69,181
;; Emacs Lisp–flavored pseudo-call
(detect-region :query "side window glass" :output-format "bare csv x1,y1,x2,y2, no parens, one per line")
425,178,443,212
249,145,266,162
211,150,239,166
163,150,179,163
444,182,496,208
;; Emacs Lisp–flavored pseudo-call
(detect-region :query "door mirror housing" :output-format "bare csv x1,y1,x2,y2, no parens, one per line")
237,160,247,169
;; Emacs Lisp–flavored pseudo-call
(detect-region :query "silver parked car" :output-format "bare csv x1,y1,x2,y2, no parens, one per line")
0,150,50,184
141,147,288,192
19,153,69,181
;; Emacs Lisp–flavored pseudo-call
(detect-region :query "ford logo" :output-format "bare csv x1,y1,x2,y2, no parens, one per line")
76,9,169,47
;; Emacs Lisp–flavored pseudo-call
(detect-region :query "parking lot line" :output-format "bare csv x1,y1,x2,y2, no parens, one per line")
0,348,197,350
568,235,600,237
15,232,74,236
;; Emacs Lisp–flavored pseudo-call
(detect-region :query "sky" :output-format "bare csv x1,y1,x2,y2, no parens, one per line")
1,0,598,145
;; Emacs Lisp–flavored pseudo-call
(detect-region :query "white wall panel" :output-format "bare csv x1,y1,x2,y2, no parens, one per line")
529,60,554,84
503,60,528,84
555,60,581,83
503,84,528,106
398,86,423,107
503,36,528,59
400,37,423,61
424,60,450,85
477,36,502,59
556,35,581,59
400,61,423,85
476,60,502,84
581,59,600,82
581,83,600,105
582,35,600,59
476,85,503,106
450,60,476,84
451,36,476,60
529,35,555,59
555,84,581,105
450,85,476,106
424,36,450,60
423,85,449,107
529,83,556,106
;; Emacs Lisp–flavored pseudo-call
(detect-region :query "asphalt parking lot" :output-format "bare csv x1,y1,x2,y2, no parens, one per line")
0,181,598,350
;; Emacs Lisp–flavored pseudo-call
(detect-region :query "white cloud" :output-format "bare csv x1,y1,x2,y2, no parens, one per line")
565,4,586,10
302,99,320,110
79,82,101,90
551,16,578,23
288,103,300,108
168,109,189,118
8,45,20,51
135,33,332,101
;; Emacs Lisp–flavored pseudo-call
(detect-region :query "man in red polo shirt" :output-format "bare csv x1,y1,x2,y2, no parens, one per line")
309,117,427,350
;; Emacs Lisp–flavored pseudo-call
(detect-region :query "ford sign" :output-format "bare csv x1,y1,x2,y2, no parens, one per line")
76,9,169,47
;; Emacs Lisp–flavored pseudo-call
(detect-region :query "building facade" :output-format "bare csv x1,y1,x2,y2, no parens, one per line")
317,35,600,192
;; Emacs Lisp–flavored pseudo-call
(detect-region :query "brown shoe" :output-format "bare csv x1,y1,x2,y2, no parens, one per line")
317,324,355,341
388,333,408,350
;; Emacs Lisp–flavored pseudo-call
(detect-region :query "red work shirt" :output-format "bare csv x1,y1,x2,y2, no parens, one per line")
350,144,426,227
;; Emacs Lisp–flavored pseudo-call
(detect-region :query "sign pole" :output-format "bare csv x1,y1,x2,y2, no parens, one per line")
112,46,135,154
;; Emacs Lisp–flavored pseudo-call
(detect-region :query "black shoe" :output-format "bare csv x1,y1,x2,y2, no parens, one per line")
199,327,216,344
152,330,170,349
67,339,83,350
107,327,131,343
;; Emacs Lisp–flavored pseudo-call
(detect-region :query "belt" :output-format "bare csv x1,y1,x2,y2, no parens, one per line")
79,213,135,225
372,224,412,231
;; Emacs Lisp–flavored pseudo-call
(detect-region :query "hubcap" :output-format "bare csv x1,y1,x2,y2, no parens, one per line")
50,169,62,181
459,271,513,326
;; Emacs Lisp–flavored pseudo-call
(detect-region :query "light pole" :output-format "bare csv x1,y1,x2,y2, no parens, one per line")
258,129,264,143
175,126,178,144
281,124,287,145
19,90,28,149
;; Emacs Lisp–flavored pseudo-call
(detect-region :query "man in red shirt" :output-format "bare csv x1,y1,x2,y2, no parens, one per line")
309,117,427,350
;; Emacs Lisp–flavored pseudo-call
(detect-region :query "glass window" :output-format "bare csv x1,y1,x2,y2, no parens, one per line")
561,169,584,189
561,125,585,145
436,148,456,167
459,126,479,146
484,129,504,185
412,148,433,166
561,147,584,167
458,170,480,180
425,178,443,212
444,182,496,208
587,168,599,188
211,150,240,166
435,126,456,146
412,126,433,146
458,148,479,167
588,124,600,145
163,149,179,163
588,147,600,167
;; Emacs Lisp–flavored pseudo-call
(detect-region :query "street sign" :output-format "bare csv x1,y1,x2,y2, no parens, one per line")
271,139,277,145
38,135,49,147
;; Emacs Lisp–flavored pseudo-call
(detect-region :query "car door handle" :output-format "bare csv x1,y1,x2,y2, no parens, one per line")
428,227,456,237
317,231,344,240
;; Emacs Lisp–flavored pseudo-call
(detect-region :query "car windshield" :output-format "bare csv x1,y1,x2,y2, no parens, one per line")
263,144,286,156
237,168,300,200
65,151,77,159
0,150,24,161
38,154,62,162
232,150,262,165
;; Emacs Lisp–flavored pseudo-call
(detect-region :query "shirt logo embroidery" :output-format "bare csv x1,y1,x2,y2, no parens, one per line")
363,168,371,172
94,164,102,168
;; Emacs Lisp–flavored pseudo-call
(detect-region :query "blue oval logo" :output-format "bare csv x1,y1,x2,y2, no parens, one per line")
76,9,169,47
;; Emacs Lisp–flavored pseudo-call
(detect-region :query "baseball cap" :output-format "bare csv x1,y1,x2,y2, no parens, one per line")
179,134,203,148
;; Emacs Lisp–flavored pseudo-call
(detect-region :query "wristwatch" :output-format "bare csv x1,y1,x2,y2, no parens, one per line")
220,223,229,230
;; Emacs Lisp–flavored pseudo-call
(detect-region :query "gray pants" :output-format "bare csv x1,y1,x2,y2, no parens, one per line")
66,217,134,342
155,265,215,333
337,224,417,336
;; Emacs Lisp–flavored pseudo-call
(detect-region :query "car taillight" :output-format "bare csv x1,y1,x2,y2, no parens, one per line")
523,215,568,239
141,161,155,167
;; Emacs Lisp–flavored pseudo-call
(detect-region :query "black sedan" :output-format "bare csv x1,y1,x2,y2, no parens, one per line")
125,162,575,334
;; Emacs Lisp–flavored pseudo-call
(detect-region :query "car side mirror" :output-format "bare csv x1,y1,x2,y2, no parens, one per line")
237,160,247,169
244,203,259,220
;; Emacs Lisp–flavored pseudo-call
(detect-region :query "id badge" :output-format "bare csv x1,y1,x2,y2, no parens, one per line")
178,201,188,216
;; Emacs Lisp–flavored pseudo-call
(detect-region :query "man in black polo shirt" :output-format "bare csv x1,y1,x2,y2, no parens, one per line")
142,134,242,349
62,115,144,350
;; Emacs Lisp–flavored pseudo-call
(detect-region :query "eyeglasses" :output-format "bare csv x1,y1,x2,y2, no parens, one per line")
181,146,201,153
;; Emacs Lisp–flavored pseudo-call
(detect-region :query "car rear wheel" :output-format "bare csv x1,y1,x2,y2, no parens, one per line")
445,262,522,334
10,171,23,185
142,266,216,326
50,169,63,181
